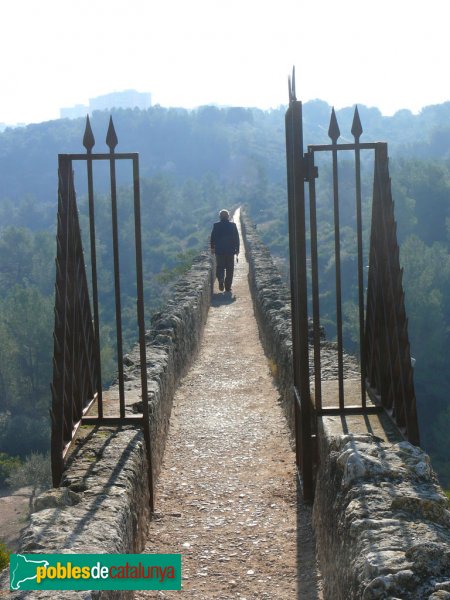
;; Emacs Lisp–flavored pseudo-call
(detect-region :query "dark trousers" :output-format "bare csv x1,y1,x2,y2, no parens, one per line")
216,254,235,291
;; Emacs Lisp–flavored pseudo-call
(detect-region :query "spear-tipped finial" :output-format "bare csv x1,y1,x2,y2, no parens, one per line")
83,115,95,152
351,106,363,141
288,66,297,103
106,116,118,152
328,107,340,144
291,66,296,101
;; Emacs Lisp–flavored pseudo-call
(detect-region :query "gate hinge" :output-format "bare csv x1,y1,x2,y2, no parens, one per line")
303,153,318,182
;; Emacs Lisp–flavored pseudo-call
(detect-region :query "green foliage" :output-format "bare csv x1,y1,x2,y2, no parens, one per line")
6,452,52,493
0,452,21,486
0,415,50,458
157,250,201,284
0,224,56,402
0,229,54,346
0,542,11,571
0,227,54,458
391,160,450,245
400,237,450,477
0,285,53,410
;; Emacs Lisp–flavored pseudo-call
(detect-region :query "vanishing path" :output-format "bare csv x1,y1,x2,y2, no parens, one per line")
136,211,322,600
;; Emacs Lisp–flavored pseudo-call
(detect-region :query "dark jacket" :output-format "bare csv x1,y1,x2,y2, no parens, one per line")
210,220,240,255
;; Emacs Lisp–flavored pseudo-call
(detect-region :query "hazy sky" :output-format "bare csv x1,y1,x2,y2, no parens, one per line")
1,0,449,125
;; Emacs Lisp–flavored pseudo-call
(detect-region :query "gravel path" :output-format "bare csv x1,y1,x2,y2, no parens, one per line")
136,211,323,599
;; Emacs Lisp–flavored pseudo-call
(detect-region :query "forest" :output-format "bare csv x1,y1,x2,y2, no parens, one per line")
0,100,448,492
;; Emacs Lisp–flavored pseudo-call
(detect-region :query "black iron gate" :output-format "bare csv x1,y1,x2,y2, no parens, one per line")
285,72,419,502
50,116,154,509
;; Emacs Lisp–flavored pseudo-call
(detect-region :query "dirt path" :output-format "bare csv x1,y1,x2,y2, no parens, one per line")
136,210,322,599
0,487,31,552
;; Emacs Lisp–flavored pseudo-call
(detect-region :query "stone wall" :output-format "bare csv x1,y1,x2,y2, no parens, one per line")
0,251,214,598
240,210,450,600
121,252,214,482
240,211,295,430
313,429,450,599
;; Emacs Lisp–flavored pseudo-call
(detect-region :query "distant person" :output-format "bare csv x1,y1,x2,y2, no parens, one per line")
210,209,240,292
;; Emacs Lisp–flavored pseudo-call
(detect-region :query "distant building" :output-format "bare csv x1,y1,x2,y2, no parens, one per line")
89,90,151,112
60,104,88,119
60,90,152,119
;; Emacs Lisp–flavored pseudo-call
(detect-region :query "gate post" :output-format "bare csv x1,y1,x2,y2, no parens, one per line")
285,75,314,502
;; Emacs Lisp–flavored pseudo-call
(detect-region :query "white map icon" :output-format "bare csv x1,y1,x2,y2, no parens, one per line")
10,554,50,590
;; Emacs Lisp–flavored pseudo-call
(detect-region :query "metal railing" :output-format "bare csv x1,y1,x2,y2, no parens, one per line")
365,143,420,443
50,116,154,509
285,70,419,502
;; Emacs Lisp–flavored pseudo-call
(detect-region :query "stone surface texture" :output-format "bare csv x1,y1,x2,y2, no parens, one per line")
121,251,214,482
240,213,295,430
313,430,450,599
240,210,450,600
0,252,214,599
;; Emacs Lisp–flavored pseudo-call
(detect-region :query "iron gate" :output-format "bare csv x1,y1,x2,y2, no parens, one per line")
50,116,154,509
285,71,419,502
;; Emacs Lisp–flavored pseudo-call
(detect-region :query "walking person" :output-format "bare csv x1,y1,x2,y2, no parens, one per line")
210,209,240,293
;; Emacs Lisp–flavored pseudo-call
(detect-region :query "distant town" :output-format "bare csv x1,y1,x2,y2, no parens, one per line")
60,90,152,119
0,90,152,130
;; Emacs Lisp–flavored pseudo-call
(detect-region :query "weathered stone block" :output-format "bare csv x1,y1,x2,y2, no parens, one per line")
313,431,450,599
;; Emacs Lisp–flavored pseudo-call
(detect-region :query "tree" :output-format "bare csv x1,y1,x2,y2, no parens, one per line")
400,235,450,486
0,227,33,293
6,452,52,507
0,285,53,413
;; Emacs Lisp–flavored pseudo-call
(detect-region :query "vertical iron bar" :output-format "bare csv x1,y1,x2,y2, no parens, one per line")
374,145,391,410
132,156,154,511
51,156,70,486
108,147,125,417
68,203,77,432
86,151,103,417
365,158,380,391
285,103,302,473
352,109,367,407
292,99,313,502
329,110,344,408
307,150,322,411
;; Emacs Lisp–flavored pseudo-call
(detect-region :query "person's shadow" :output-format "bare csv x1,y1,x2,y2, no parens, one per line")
211,292,237,307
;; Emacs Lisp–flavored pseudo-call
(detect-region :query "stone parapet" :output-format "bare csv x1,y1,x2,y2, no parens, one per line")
313,428,450,599
121,251,214,482
240,211,295,429
0,251,214,598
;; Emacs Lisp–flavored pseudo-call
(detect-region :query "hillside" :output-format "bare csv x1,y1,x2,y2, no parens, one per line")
2,100,450,209
0,101,448,488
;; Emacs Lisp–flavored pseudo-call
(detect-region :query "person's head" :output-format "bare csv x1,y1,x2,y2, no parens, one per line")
219,209,230,221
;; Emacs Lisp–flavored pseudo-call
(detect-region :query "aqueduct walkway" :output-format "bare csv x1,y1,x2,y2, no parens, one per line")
136,212,323,599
